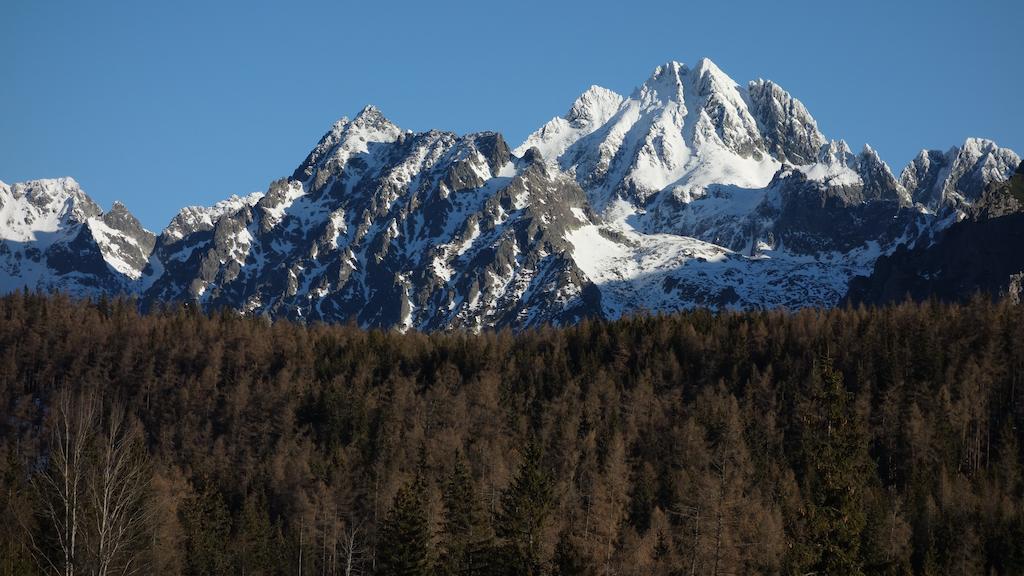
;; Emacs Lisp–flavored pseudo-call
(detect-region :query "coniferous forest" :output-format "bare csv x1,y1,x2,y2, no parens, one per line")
1,292,1023,576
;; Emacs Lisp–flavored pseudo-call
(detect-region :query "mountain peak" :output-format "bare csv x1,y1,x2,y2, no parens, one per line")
291,106,403,182
860,143,880,159
653,60,687,77
5,59,1021,330
637,61,687,103
692,57,725,78
748,79,827,165
567,85,623,124
513,85,623,160
352,104,395,128
901,138,1020,210
818,140,855,166
635,57,741,106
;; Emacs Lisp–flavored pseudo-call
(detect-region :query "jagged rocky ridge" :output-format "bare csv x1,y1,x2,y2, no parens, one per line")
847,161,1024,305
0,178,154,295
1,59,1020,329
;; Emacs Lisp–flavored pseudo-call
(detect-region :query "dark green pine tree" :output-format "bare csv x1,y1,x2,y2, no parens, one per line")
800,356,871,576
181,481,233,576
376,482,431,576
628,463,656,534
236,489,274,576
552,530,594,576
494,441,554,576
435,455,495,576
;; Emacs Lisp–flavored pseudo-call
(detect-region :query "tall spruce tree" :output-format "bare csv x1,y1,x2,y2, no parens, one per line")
375,482,431,576
236,489,274,576
800,356,871,576
552,530,594,576
436,455,495,576
495,441,553,576
181,482,233,576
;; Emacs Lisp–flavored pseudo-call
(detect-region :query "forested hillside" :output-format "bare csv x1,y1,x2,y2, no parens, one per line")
1,293,1023,575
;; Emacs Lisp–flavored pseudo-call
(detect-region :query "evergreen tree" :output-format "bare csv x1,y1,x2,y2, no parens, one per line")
628,463,655,534
181,481,232,576
800,356,871,576
552,531,594,576
494,441,553,576
236,489,274,576
436,455,494,576
376,482,431,576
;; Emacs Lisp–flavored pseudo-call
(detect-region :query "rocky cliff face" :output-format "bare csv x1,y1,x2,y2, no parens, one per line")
847,161,1024,306
139,108,599,330
0,178,154,295
900,139,1020,212
2,59,1019,329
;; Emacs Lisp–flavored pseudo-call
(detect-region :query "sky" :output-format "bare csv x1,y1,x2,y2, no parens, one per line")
2,0,1021,231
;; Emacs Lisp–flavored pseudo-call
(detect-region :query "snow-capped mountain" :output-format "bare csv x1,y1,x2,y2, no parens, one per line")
518,59,785,214
900,138,1020,212
140,106,597,329
0,177,154,295
2,59,1019,329
848,161,1024,305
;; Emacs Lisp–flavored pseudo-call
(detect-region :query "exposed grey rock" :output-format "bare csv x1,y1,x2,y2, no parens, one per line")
900,139,1020,212
969,161,1024,221
0,178,153,294
749,79,827,165
137,109,599,330
855,145,909,204
846,210,1024,306
766,168,910,254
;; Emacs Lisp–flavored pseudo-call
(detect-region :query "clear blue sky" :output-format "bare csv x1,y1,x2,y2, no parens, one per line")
3,0,1021,230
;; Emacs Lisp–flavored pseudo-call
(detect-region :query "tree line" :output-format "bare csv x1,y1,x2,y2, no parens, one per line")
0,292,1022,575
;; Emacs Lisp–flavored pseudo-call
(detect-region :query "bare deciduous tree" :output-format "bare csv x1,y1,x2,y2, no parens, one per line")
340,523,368,576
29,392,150,576
30,391,97,576
87,403,150,576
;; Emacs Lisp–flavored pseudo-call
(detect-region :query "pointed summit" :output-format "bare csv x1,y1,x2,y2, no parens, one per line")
567,85,623,125
109,200,131,214
292,105,403,182
513,86,622,160
901,138,1020,210
818,140,855,166
691,57,736,90
693,56,719,72
858,144,885,167
854,144,906,204
636,61,687,104
353,103,383,122
351,104,401,134
748,79,826,165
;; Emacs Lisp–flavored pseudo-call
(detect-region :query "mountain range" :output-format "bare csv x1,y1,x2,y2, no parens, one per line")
2,58,1021,330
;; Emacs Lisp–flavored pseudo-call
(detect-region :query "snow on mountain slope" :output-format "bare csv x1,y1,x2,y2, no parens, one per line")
0,178,101,242
520,60,912,269
901,138,1020,212
140,108,599,330
514,85,624,163
163,192,264,242
566,220,885,315
521,59,787,216
0,178,154,293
